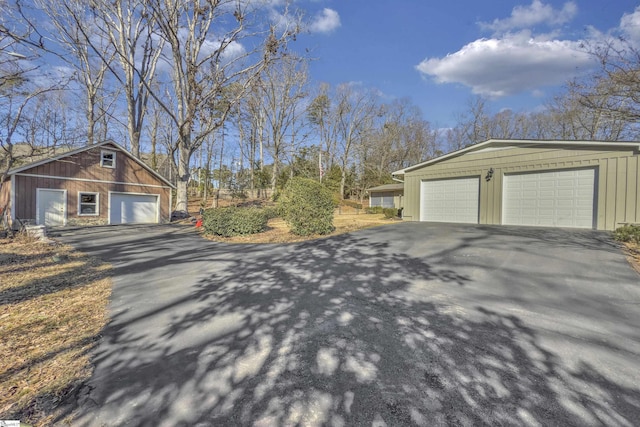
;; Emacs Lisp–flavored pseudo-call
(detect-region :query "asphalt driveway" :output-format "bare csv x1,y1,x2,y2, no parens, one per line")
54,223,640,426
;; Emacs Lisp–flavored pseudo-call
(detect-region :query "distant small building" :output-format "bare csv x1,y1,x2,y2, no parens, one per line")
367,183,404,209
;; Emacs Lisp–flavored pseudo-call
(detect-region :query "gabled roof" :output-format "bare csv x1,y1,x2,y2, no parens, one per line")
367,183,404,192
8,140,175,188
392,138,640,175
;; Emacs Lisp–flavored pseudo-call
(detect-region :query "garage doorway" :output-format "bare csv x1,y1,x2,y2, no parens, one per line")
502,168,596,228
420,177,480,223
109,192,159,224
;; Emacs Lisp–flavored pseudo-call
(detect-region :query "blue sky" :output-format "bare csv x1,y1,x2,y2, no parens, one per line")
295,0,640,128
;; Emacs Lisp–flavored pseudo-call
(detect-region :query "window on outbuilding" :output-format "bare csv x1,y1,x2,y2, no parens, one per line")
101,150,116,168
370,192,395,208
78,192,99,215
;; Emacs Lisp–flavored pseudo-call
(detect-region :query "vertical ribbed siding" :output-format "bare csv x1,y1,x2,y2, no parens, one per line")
403,145,640,230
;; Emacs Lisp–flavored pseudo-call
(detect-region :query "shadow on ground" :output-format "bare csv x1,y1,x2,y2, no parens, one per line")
53,224,640,426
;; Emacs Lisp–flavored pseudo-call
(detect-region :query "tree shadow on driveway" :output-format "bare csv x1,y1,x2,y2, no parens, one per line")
56,224,640,426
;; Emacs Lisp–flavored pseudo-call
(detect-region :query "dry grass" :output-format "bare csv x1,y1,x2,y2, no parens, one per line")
623,242,640,274
0,234,111,426
202,208,398,244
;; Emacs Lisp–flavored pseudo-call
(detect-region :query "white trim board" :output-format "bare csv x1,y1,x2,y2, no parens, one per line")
14,173,171,189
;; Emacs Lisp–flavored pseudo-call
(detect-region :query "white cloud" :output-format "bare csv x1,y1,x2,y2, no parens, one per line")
415,1,602,98
309,8,340,34
479,0,577,33
416,32,594,98
620,6,640,43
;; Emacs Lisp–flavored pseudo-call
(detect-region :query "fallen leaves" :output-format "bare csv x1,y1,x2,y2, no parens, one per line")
0,237,111,426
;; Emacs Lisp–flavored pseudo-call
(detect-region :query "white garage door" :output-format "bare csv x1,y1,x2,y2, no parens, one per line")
420,177,479,223
502,168,595,228
109,193,159,224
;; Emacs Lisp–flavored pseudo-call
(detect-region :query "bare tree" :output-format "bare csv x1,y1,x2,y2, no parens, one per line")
143,0,300,212
30,0,115,145
576,39,640,136
333,84,379,198
257,55,308,192
0,5,68,183
232,88,264,193
0,73,68,184
90,0,164,157
308,82,338,169
357,98,436,197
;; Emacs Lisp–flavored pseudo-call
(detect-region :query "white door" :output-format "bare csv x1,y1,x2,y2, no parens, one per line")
420,177,479,223
37,189,66,226
109,193,159,224
502,168,595,228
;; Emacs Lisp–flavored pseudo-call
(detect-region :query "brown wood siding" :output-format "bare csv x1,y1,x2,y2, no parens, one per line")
8,143,173,226
18,143,166,187
404,145,640,230
12,175,170,224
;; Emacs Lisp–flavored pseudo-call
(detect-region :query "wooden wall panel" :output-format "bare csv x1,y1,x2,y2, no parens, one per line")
12,175,172,224
19,143,169,189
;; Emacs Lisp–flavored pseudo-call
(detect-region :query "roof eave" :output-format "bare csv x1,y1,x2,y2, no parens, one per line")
7,140,175,189
403,139,640,173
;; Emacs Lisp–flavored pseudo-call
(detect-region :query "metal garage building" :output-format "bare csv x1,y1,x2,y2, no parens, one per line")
393,139,640,230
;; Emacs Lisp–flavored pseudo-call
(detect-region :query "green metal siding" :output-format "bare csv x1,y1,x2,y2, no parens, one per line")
403,145,640,230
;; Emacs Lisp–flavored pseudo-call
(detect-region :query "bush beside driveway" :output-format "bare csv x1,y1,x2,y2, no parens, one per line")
55,223,640,426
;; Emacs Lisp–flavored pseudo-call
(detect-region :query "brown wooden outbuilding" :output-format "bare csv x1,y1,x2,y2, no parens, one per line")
0,141,174,229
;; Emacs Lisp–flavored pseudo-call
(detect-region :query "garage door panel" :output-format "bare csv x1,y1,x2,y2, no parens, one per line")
503,169,595,229
421,177,479,224
110,193,159,224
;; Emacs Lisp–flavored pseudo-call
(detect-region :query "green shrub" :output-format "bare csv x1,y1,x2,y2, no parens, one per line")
262,205,280,220
279,177,335,236
202,206,268,237
613,224,640,243
365,206,384,214
382,208,397,219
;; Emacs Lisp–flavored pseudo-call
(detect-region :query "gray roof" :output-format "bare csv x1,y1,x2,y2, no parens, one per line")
367,183,404,192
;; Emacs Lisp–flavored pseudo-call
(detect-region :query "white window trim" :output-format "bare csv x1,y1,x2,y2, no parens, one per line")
101,150,116,168
78,191,100,216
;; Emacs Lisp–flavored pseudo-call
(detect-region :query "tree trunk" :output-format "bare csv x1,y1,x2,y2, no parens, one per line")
150,119,157,170
87,93,95,145
270,150,279,193
127,97,140,157
175,137,191,212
